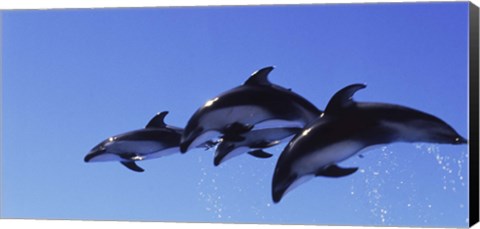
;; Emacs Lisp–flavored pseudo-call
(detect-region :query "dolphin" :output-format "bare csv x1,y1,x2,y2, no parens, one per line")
271,83,467,203
180,66,322,153
213,127,302,166
84,111,183,172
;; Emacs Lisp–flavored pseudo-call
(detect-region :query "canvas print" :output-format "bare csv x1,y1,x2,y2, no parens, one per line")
1,2,478,228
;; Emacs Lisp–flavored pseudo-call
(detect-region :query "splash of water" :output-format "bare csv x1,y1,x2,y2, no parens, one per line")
196,155,227,220
350,143,467,226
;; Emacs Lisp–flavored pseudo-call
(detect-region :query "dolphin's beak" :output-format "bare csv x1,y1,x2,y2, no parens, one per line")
179,138,192,153
272,184,288,204
271,173,297,204
84,149,106,162
213,143,234,166
84,153,96,162
213,152,226,166
456,136,468,144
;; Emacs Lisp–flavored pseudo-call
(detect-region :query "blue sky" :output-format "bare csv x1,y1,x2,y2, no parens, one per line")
1,2,471,227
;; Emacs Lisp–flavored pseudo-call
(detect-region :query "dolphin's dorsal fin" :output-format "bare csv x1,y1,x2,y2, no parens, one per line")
315,164,358,177
244,66,275,86
145,111,168,129
325,83,366,114
121,161,145,172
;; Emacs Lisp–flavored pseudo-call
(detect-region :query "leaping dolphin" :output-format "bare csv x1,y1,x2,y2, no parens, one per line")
272,84,467,203
84,111,183,172
180,66,322,153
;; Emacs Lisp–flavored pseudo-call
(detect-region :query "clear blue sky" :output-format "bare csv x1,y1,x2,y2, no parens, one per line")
1,2,470,227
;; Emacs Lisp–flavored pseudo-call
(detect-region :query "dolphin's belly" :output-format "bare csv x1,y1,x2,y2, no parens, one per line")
87,153,123,162
109,140,173,156
292,140,364,176
240,128,297,146
217,146,251,165
252,119,305,130
146,147,180,160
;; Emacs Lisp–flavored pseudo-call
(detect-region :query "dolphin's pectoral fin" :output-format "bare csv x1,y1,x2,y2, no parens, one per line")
121,161,145,172
222,122,254,142
225,122,254,134
325,84,366,114
315,164,358,178
248,150,273,159
145,111,168,129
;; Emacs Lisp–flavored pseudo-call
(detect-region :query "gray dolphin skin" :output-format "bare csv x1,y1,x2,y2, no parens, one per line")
84,111,183,172
271,84,468,203
214,127,302,166
180,66,322,153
